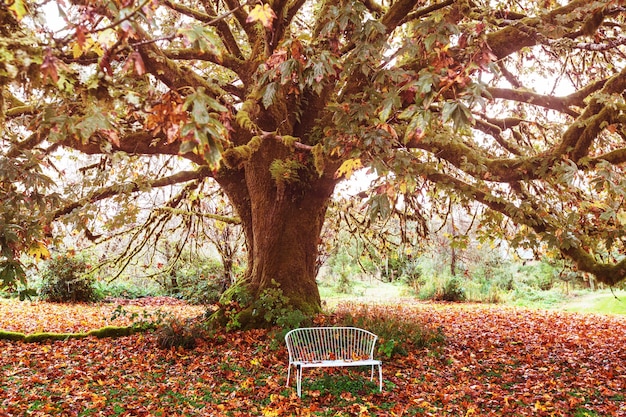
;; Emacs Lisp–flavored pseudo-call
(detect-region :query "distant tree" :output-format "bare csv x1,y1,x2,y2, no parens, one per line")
2,0,626,325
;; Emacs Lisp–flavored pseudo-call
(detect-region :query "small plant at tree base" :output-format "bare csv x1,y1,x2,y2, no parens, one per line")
39,254,98,303
211,280,309,346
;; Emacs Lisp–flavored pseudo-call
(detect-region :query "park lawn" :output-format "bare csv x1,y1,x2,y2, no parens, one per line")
561,290,626,315
0,299,625,416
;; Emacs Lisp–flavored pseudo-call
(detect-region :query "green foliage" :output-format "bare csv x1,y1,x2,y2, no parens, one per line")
180,87,228,167
0,151,59,294
39,254,98,303
509,285,567,309
269,158,306,185
93,278,164,300
163,258,225,305
517,261,557,291
339,306,445,359
418,275,466,302
327,250,360,294
109,305,171,331
306,372,379,397
251,280,309,330
215,280,309,334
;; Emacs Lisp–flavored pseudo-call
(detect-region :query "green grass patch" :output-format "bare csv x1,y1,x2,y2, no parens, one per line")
304,372,380,398
319,279,411,305
561,290,626,315
573,407,602,417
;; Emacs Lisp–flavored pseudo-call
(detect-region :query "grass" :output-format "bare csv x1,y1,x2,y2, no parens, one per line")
319,277,626,315
319,279,411,307
561,290,626,315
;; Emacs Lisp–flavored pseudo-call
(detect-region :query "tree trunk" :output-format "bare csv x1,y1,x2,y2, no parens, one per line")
216,138,338,327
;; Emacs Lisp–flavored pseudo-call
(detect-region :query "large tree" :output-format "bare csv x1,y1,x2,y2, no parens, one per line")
2,0,626,323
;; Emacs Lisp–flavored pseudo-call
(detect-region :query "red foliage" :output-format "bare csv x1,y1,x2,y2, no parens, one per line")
0,300,624,416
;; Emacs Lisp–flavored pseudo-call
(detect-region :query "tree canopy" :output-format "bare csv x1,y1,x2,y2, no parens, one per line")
2,0,626,320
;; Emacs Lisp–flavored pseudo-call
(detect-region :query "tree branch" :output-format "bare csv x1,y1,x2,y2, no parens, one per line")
418,166,626,286
487,87,581,117
400,0,456,28
52,167,212,219
60,130,208,166
154,207,241,224
164,0,246,60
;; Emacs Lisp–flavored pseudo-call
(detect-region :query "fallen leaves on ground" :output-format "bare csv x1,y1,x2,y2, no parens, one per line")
0,297,203,334
0,300,625,416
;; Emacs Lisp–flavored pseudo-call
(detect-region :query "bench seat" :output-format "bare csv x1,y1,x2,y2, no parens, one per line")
285,327,383,397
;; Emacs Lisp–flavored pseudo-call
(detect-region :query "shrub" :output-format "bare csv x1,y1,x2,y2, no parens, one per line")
418,275,466,302
168,259,225,304
155,318,206,350
93,277,164,300
338,306,445,358
438,276,466,302
39,255,98,303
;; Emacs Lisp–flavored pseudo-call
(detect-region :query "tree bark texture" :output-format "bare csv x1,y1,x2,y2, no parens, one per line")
218,138,338,322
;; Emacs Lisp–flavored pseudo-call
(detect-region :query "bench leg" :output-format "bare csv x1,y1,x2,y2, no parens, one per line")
296,364,303,398
370,364,383,392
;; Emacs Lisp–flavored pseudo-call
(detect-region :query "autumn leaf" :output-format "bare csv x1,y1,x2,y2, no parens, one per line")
40,51,59,83
26,241,50,261
0,301,625,416
246,3,277,29
7,0,28,20
335,158,363,179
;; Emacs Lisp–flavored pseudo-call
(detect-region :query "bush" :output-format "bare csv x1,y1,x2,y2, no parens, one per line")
93,277,164,300
39,255,98,303
156,318,206,350
338,306,445,358
168,259,225,304
418,275,466,302
439,276,466,302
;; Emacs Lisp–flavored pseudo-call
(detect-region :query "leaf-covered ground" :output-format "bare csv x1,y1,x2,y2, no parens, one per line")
0,299,625,416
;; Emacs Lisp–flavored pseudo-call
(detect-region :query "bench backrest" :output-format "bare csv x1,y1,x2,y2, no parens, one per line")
285,327,378,362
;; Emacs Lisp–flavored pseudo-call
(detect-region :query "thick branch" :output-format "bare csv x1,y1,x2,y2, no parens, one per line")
486,0,606,59
487,87,581,117
134,26,226,99
52,167,212,219
223,0,264,58
7,129,50,158
560,65,626,160
163,48,244,77
401,0,456,28
60,131,207,166
413,66,626,183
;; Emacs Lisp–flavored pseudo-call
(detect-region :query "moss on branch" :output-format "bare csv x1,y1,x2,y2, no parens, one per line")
0,325,142,343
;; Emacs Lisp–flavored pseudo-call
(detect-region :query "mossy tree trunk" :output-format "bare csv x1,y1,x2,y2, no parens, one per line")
217,138,339,326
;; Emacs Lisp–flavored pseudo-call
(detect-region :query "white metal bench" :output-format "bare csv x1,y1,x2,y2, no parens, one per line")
285,327,383,397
